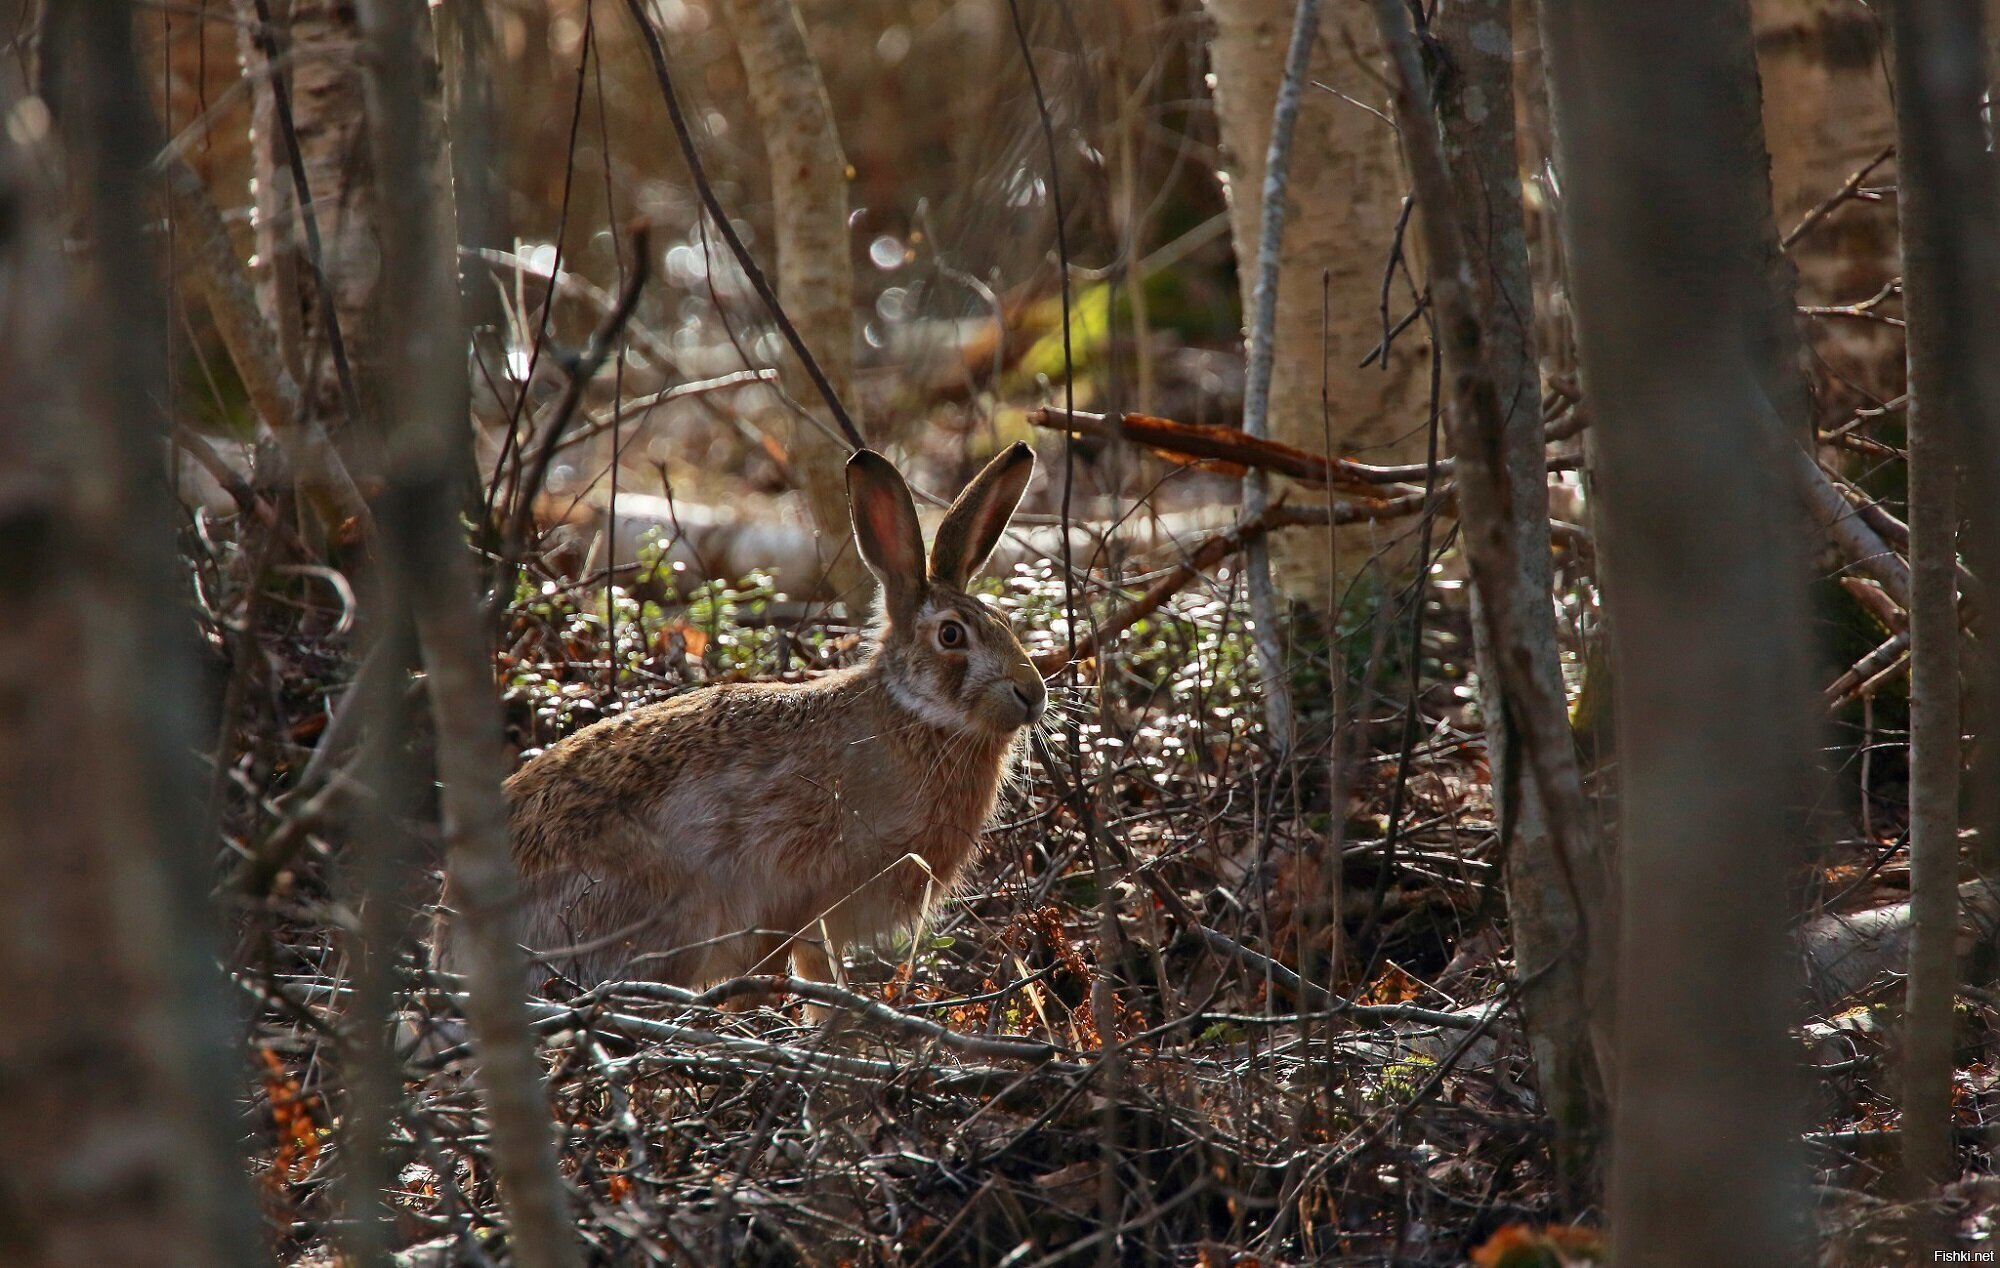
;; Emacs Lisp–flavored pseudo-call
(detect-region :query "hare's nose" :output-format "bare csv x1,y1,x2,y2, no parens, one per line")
1012,679,1047,723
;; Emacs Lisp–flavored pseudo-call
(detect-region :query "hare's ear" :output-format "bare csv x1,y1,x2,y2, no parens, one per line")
847,449,927,621
929,442,1035,590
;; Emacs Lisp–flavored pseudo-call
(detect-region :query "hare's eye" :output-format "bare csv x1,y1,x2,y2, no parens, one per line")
936,619,967,650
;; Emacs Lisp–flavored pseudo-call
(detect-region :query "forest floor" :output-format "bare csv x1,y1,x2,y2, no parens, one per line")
222,534,1999,1266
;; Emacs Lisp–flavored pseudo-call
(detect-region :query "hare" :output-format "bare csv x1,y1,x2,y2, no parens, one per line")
440,443,1047,999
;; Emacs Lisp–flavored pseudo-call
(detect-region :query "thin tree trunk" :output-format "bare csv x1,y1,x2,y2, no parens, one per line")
1541,3,1813,1264
436,0,509,335
355,2,582,1265
1203,0,1430,593
1430,0,1604,1207
1891,0,2000,1194
1236,0,1319,748
339,606,421,1268
720,0,868,607
0,7,260,1265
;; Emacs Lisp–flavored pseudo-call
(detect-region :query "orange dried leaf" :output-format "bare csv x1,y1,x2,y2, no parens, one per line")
1471,1223,1605,1268
664,620,709,658
1361,963,1422,1006
258,1047,322,1183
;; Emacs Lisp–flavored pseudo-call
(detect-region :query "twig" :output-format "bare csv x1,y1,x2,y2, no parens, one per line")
1001,0,1085,689
1794,445,1915,610
465,244,684,374
618,0,864,450
550,368,780,458
495,223,652,607
581,976,1061,1063
1782,143,1895,251
1030,494,1431,674
1824,629,1912,707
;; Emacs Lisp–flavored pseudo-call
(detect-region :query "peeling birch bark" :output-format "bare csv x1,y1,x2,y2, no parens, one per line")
232,0,377,434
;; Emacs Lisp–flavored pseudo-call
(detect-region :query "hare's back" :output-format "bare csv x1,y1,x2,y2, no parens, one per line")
504,677,851,877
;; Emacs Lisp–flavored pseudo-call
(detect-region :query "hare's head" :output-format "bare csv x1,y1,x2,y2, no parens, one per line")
847,444,1047,736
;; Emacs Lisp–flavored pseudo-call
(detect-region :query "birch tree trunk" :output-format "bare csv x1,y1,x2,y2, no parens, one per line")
1891,0,2000,1194
0,7,260,1264
1235,0,1320,749
1431,0,1604,1206
1203,0,1429,592
1749,0,2000,412
720,0,869,607
233,0,376,434
1542,4,1814,1263
356,2,582,1264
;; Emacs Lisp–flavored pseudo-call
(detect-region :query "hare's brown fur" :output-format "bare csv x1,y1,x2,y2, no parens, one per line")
439,444,1046,995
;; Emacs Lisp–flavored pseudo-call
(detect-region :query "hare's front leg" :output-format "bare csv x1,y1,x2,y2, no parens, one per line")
790,933,844,1025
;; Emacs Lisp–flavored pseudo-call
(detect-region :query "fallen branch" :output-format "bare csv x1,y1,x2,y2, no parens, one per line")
595,975,1061,1063
1782,143,1895,251
1792,446,1916,610
1828,471,1984,611
1032,405,1425,491
1801,879,2000,1011
171,425,305,554
1029,486,1590,676
421,992,1094,1087
1840,575,1908,633
1824,629,1912,707
1030,405,1584,491
1031,493,1431,675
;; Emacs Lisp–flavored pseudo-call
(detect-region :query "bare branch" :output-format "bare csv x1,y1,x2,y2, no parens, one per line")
354,0,581,1263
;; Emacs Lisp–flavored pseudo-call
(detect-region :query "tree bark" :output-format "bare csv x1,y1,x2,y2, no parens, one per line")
0,7,260,1265
1890,0,2000,1194
1236,0,1320,748
1541,3,1813,1264
1430,0,1605,1207
162,154,372,533
435,0,510,336
1203,0,1430,592
355,2,583,1265
233,0,376,436
720,0,869,607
